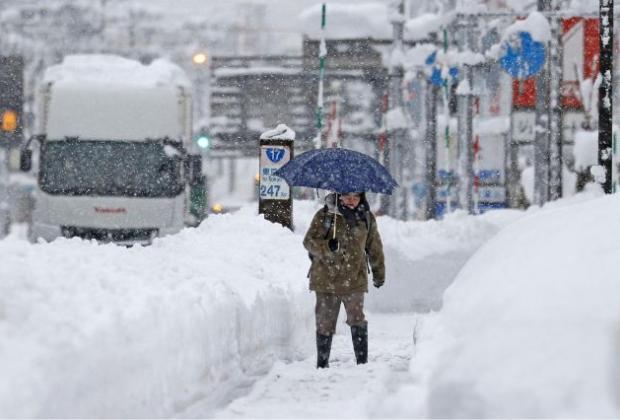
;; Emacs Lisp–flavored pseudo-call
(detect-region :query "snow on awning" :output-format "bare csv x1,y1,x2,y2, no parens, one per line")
213,67,301,78
474,117,510,135
404,12,455,42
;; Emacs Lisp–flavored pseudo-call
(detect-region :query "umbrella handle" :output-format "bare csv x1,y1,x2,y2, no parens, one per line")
333,193,337,239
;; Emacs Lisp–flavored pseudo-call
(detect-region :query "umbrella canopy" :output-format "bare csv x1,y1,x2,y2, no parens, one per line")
274,148,398,194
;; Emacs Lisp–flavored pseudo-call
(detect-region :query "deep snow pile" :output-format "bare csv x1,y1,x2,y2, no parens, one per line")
365,206,523,312
386,191,620,417
0,207,313,417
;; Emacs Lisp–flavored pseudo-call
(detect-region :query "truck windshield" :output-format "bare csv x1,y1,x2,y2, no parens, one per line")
40,140,183,197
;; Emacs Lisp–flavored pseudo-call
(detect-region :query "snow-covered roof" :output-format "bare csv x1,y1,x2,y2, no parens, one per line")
299,3,392,41
300,4,459,42
213,67,301,78
43,54,191,88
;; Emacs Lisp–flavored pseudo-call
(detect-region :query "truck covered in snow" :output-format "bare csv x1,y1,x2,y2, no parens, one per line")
21,55,204,244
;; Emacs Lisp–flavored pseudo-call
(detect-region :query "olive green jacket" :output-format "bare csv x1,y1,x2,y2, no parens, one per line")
303,203,385,294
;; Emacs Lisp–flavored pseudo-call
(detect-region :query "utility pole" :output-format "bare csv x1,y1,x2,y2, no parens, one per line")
599,0,614,193
456,15,476,214
534,0,552,206
425,81,438,219
384,0,406,218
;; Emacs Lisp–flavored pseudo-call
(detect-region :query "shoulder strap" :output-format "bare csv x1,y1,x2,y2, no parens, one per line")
364,211,372,252
321,205,334,239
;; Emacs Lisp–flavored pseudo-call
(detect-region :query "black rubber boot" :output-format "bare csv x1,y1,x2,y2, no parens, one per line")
316,333,332,369
351,325,368,364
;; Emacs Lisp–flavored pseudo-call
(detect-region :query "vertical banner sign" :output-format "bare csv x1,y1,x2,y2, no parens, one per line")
259,145,291,200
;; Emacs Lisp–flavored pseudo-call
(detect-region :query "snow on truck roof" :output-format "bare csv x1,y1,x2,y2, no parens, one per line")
43,54,191,88
42,55,191,142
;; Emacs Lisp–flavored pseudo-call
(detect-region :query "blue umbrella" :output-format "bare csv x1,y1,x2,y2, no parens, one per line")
274,148,398,194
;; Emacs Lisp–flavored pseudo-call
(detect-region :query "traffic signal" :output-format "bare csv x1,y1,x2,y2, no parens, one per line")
196,134,210,149
0,56,23,146
1,109,18,132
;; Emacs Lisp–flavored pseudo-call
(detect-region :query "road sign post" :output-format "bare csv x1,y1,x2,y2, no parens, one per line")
258,125,295,229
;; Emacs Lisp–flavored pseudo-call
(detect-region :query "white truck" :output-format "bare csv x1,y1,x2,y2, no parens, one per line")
21,54,204,245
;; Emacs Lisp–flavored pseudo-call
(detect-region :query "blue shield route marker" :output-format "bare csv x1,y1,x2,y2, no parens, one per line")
500,31,546,79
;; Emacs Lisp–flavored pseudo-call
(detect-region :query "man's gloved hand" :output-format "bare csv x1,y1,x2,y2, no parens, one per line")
328,238,339,252
373,278,384,289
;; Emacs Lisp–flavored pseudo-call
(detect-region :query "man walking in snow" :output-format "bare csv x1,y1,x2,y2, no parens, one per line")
303,192,385,368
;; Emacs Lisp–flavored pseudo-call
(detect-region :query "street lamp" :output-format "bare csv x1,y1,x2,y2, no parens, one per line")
191,51,210,132
192,52,208,65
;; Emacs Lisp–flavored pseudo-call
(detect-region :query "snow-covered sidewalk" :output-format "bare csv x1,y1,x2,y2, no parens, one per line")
198,312,418,418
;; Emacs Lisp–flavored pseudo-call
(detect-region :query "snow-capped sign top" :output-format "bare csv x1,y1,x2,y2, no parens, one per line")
43,54,191,88
299,3,392,40
502,11,551,44
260,124,296,141
455,79,472,95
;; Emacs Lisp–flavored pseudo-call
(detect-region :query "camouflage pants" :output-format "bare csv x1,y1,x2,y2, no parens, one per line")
315,292,367,336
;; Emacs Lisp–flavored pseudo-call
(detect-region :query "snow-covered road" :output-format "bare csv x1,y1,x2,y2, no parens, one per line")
208,312,419,419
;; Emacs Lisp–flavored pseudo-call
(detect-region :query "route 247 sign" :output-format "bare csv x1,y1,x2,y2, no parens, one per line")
259,145,291,200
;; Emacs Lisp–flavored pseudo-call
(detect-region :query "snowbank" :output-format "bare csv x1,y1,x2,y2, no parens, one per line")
366,209,522,313
521,165,580,204
399,192,620,417
0,209,313,417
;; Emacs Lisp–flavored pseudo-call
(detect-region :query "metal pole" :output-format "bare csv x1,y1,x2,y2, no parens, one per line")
315,3,327,149
549,11,564,200
439,27,452,215
378,88,390,215
384,0,405,218
457,15,476,214
599,0,614,193
425,82,438,219
0,148,9,237
534,0,552,206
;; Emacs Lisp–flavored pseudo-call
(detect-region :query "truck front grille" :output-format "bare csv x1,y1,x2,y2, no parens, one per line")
61,226,158,244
